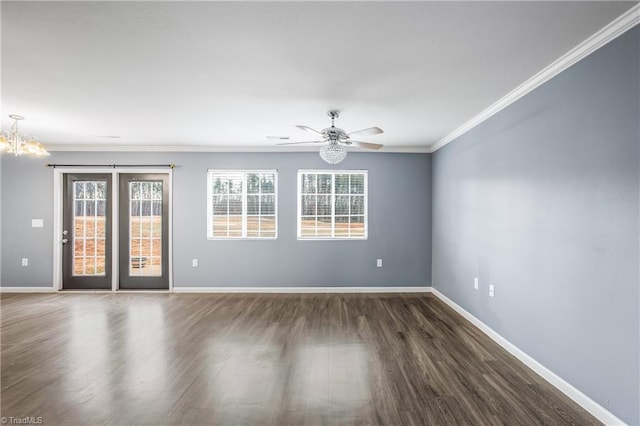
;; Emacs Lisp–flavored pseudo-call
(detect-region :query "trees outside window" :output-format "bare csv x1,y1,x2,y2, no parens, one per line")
297,170,367,240
207,170,277,239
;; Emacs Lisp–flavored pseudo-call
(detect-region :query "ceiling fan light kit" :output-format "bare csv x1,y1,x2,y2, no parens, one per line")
320,142,348,165
0,114,49,157
278,110,384,164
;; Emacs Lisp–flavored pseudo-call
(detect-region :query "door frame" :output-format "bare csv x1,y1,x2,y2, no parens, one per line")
53,167,173,291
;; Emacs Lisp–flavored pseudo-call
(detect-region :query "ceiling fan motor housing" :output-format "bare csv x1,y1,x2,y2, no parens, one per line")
322,127,348,141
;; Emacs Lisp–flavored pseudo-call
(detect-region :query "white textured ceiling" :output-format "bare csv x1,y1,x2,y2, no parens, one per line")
1,1,636,151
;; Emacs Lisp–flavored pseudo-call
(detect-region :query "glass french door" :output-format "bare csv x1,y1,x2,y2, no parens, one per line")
62,174,112,289
118,174,169,290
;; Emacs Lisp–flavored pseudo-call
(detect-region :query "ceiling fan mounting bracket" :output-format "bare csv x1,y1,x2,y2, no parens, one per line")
327,110,340,120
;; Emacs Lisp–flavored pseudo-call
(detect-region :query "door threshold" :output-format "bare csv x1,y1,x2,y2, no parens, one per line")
116,289,171,293
59,289,113,293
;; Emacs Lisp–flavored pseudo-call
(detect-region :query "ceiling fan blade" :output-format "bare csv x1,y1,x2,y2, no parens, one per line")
347,127,383,138
348,140,384,150
296,125,324,136
276,140,325,146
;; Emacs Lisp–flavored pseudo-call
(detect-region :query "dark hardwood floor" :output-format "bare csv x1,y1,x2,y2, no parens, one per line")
1,293,598,425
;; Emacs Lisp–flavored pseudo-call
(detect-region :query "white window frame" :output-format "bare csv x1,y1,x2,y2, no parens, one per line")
297,169,368,240
207,169,278,240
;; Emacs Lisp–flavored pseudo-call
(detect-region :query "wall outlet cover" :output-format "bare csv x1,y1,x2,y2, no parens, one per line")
489,284,495,298
376,259,383,268
474,277,479,290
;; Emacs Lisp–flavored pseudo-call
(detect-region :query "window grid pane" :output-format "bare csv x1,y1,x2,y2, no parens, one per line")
129,181,162,277
297,170,367,240
208,170,277,239
72,180,107,276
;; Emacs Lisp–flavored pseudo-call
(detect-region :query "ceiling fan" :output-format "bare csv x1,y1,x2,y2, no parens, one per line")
277,110,383,164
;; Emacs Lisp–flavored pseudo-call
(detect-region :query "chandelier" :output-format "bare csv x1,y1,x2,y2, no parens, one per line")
319,141,347,165
0,115,49,157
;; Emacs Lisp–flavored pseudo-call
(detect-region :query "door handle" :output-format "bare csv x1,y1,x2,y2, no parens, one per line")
62,238,69,244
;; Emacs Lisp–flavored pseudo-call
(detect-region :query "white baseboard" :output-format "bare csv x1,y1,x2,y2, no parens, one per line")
173,286,431,294
0,286,430,294
0,287,55,293
430,288,625,426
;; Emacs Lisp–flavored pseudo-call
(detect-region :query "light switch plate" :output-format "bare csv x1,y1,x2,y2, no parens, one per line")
376,259,382,268
489,284,495,298
31,219,44,228
474,277,479,290
192,259,198,267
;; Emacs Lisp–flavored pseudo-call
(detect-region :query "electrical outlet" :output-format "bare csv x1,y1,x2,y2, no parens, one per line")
489,284,495,298
192,259,198,267
376,259,383,268
21,258,28,267
474,277,479,290
31,219,44,228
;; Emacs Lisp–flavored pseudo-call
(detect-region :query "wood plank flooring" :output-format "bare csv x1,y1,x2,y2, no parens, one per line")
0,293,599,425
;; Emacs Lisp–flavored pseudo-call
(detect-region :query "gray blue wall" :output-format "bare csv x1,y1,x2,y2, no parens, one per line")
431,27,639,424
0,151,432,288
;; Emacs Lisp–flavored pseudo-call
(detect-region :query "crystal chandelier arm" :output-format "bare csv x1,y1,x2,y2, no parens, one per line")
1,115,49,157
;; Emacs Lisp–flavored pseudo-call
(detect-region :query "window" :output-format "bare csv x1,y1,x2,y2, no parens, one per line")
73,180,107,275
208,170,277,239
129,180,163,276
298,170,367,239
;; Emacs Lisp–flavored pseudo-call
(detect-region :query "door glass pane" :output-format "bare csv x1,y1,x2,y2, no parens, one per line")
72,180,107,276
129,181,162,277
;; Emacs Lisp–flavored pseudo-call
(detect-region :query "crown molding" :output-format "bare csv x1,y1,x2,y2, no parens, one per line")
429,4,640,153
46,144,432,154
